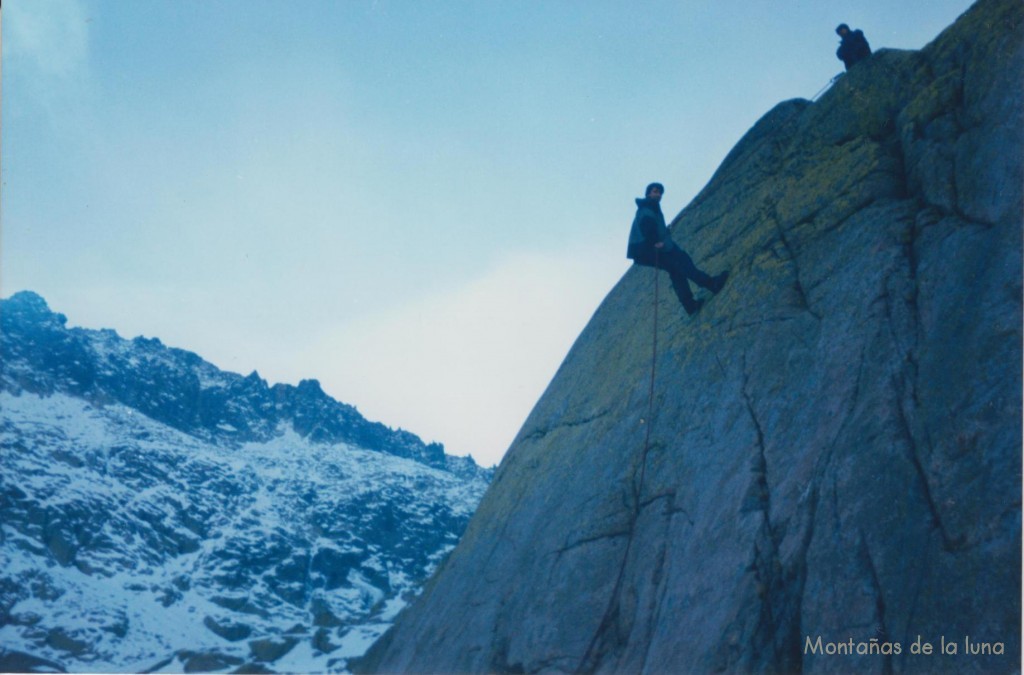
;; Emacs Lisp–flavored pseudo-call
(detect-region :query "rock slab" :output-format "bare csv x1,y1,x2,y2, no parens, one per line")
359,1,1022,672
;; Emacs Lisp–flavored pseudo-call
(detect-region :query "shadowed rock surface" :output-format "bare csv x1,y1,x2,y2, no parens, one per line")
0,294,492,671
1,290,490,479
358,1,1022,672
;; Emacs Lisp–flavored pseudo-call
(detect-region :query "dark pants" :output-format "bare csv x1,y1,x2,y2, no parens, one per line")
632,247,715,311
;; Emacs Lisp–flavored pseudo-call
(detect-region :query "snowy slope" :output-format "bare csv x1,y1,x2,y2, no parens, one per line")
0,292,491,673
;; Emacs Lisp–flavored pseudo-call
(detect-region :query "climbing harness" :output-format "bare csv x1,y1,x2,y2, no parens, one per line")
811,73,843,102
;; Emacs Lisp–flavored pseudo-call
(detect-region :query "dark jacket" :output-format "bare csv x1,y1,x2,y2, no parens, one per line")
627,197,676,260
837,29,871,70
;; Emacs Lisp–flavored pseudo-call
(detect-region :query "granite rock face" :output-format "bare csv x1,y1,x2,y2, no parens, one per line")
359,1,1022,672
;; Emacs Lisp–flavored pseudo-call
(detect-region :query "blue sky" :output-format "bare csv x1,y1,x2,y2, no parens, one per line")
2,0,976,467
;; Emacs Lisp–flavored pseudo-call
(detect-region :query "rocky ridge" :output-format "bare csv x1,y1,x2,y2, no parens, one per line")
0,290,486,479
0,293,491,672
359,1,1022,672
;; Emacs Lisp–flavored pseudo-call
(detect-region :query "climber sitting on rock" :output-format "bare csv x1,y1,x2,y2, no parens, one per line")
627,182,728,316
835,23,872,70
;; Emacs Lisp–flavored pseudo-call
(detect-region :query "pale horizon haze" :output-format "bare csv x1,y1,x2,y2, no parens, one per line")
2,0,977,467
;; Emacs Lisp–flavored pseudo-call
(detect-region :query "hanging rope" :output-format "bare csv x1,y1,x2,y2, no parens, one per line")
811,73,843,102
575,251,662,673
637,248,660,495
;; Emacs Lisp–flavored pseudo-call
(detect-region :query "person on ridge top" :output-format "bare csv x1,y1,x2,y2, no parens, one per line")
626,182,728,316
835,23,872,71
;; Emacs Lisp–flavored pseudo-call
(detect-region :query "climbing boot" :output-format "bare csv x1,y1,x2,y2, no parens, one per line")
710,271,730,294
685,298,705,316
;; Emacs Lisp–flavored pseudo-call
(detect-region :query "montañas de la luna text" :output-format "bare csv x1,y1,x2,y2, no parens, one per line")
804,635,1006,656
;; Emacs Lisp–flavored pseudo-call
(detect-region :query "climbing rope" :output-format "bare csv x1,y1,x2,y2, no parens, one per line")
811,73,843,101
575,253,662,673
637,248,659,496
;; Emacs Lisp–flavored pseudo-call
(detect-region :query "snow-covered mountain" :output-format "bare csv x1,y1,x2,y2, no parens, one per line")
0,291,492,673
